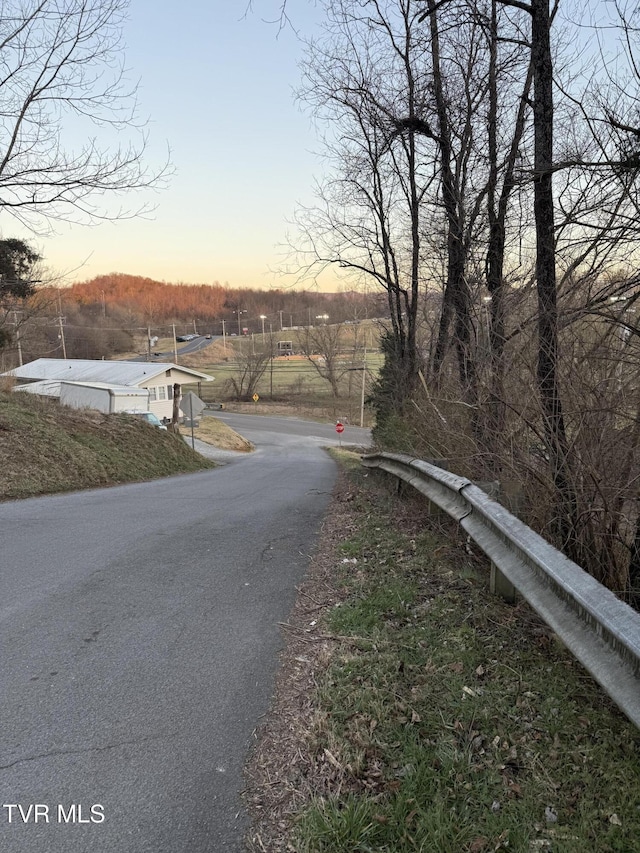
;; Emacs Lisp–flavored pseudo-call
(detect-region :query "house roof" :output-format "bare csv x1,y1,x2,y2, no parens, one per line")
14,380,149,397
5,358,213,386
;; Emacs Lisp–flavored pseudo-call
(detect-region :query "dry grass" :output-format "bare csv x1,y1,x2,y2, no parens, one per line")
178,415,254,452
0,391,215,500
177,340,231,367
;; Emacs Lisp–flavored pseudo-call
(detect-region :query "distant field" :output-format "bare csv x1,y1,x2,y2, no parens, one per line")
119,322,384,426
182,348,382,426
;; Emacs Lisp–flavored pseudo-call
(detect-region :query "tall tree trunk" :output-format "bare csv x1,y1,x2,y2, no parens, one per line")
485,3,534,450
531,0,580,557
485,0,506,442
427,3,476,403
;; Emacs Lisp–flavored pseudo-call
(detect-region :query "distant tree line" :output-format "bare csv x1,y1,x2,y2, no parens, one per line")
0,274,387,366
63,274,387,332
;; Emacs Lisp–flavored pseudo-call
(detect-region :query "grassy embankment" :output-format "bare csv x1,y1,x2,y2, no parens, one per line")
0,390,221,500
246,451,640,853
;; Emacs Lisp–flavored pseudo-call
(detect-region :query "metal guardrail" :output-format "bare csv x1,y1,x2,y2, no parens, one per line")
362,451,640,727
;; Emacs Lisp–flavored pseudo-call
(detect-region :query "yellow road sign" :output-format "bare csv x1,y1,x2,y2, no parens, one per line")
252,393,259,402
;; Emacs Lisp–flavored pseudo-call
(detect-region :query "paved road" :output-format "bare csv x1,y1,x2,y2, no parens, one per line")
131,334,222,361
0,418,358,852
210,410,372,449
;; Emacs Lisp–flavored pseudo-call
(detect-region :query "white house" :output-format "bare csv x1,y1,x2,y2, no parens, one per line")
4,358,213,420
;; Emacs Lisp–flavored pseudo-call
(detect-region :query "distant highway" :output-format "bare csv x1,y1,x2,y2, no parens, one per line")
131,335,223,362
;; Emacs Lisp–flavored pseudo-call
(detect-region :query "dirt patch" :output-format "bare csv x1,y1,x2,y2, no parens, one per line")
243,472,356,852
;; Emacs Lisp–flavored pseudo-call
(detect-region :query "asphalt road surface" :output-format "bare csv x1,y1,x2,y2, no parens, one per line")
0,415,370,852
210,410,372,449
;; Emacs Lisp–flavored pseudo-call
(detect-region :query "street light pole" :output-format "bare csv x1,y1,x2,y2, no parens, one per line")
260,314,267,341
234,309,246,336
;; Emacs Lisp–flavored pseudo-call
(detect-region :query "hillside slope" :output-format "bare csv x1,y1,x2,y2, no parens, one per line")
0,391,215,500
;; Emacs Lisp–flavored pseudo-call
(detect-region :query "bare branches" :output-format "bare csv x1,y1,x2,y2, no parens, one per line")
0,0,170,230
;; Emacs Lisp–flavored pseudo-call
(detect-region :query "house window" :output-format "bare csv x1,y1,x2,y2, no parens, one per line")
167,385,173,400
148,387,157,401
158,385,167,400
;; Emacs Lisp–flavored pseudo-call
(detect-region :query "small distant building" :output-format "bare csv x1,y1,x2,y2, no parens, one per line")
4,358,213,420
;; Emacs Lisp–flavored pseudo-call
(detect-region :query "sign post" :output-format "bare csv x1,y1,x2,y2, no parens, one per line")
335,420,344,447
252,392,259,411
180,391,207,449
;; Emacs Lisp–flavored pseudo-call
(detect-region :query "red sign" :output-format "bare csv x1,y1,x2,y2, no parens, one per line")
335,422,344,434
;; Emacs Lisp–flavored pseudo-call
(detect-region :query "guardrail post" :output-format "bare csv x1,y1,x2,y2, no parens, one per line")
490,562,517,604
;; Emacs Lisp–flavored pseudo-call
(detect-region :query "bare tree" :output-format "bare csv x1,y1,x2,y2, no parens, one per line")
225,349,271,401
0,0,168,231
296,0,534,434
293,0,443,417
299,321,364,398
291,0,640,595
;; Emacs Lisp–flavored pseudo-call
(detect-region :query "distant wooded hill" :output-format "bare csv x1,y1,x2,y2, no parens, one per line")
2,274,388,366
58,273,387,331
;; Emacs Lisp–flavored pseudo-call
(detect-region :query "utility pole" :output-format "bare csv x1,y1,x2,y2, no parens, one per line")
16,326,23,366
360,347,367,428
56,290,67,359
269,324,274,399
12,310,23,366
221,319,226,351
279,310,283,331
58,314,67,359
147,325,152,362
172,323,178,363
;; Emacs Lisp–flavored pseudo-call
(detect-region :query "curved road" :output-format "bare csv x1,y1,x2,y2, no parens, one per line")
210,409,371,448
0,415,371,852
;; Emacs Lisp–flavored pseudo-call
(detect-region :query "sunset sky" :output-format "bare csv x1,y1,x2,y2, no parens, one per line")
8,1,339,291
